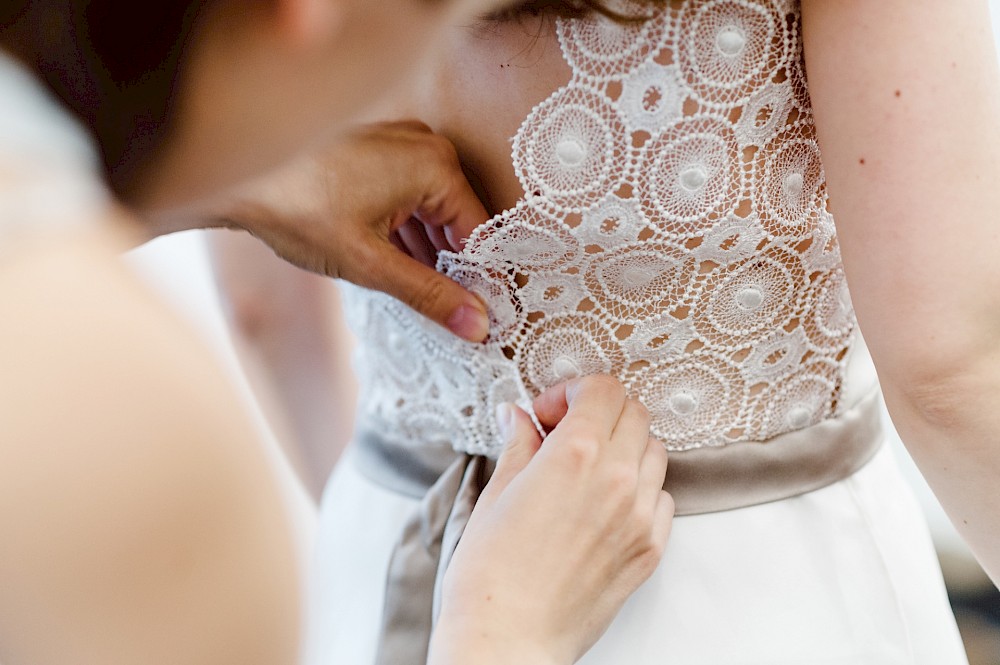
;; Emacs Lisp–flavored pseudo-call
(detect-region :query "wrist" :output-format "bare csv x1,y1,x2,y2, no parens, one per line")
137,190,251,240
428,615,565,665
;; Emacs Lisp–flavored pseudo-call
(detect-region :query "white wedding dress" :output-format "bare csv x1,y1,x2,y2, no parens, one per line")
308,1,970,663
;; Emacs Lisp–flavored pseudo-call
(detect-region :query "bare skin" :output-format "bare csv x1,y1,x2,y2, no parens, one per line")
212,0,1000,589
388,16,570,218
0,223,301,665
801,0,1000,584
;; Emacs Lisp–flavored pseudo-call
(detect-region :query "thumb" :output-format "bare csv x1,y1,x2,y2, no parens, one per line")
487,403,543,495
352,239,489,342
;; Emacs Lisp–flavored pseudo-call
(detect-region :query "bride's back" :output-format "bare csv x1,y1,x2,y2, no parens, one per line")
349,0,857,470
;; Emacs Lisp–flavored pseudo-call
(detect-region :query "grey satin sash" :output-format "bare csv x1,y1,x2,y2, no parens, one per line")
361,387,884,665
373,455,487,665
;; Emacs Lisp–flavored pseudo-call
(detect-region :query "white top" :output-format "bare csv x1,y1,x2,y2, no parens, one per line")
0,52,111,242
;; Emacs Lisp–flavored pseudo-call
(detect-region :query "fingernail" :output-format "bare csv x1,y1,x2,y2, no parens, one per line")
495,402,515,441
446,304,488,342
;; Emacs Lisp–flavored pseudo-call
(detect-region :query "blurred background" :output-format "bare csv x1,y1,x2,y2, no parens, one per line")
125,4,1000,661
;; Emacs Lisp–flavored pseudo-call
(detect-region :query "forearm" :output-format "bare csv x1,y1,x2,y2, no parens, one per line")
0,228,300,664
132,151,313,242
802,0,1000,581
428,622,559,665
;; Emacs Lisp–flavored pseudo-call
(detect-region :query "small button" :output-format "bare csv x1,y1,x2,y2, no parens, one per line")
556,138,587,167
554,356,582,379
786,405,812,429
736,286,764,310
670,391,698,415
680,166,708,191
716,27,747,56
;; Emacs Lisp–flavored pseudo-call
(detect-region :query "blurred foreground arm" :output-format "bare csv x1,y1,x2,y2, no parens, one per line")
802,0,1000,583
210,230,355,501
0,226,300,665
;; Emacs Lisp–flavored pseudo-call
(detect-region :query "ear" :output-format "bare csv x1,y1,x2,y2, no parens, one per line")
271,0,344,46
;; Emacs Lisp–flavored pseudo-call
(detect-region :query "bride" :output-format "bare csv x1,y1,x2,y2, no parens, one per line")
213,0,999,663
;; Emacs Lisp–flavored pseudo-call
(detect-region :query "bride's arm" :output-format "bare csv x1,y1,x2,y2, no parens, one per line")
802,0,1000,583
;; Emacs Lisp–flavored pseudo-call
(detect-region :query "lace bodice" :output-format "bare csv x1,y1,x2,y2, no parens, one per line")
343,0,856,457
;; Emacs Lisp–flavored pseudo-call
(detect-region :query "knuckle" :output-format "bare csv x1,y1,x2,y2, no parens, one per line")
580,374,626,400
605,464,638,498
425,134,461,168
600,462,639,504
404,276,450,317
397,118,434,134
628,397,650,425
560,433,600,469
640,540,666,573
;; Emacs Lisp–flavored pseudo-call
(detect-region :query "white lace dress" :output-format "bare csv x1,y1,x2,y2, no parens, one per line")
308,1,969,662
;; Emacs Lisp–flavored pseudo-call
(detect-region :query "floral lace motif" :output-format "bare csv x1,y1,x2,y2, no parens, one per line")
344,0,855,455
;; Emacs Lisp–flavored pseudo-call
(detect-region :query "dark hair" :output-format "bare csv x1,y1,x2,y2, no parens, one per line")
491,0,667,21
0,0,659,196
0,0,207,197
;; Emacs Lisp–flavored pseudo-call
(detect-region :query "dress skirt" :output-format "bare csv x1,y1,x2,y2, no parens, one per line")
305,435,969,665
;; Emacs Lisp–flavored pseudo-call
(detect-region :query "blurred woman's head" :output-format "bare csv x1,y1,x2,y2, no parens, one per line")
0,0,509,208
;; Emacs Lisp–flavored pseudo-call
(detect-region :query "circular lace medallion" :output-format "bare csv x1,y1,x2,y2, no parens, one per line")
514,87,631,212
678,0,787,108
639,116,743,235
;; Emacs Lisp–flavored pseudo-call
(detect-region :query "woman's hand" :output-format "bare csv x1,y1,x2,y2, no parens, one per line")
162,121,492,342
430,376,674,665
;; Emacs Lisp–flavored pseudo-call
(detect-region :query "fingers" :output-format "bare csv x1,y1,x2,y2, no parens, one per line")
608,398,653,466
349,238,489,342
651,491,675,558
409,148,489,252
533,376,628,441
425,224,452,255
332,122,490,334
485,403,544,497
636,436,669,509
371,120,488,250
395,219,438,268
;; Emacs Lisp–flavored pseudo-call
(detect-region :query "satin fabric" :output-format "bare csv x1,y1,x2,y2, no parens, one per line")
366,388,884,665
307,440,968,665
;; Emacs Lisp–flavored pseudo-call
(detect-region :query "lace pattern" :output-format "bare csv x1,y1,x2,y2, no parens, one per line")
344,0,856,455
